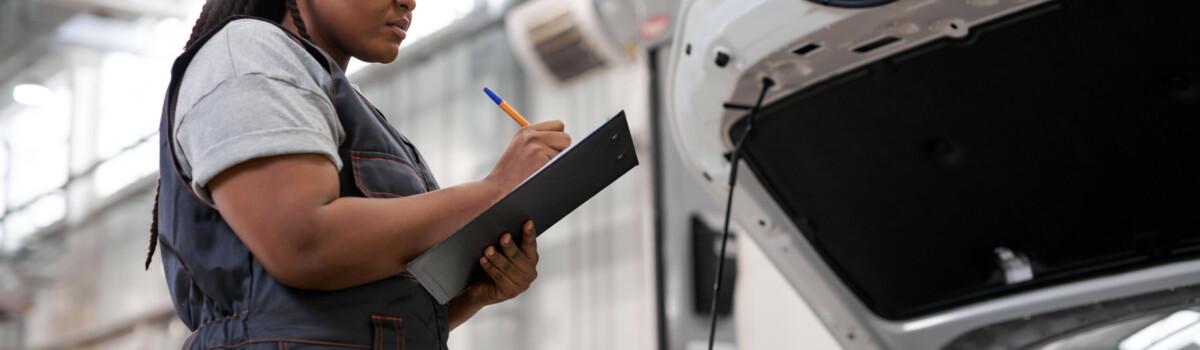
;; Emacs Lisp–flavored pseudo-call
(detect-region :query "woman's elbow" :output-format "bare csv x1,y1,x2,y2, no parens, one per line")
256,242,338,290
264,259,341,290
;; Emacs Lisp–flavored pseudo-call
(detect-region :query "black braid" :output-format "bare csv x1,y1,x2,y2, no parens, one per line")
182,0,290,50
146,180,161,270
286,0,315,43
183,1,214,50
150,0,304,270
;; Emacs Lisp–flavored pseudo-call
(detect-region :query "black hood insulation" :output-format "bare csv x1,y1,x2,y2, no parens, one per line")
732,0,1200,319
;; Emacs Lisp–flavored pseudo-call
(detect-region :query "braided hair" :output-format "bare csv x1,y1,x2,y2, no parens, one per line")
182,0,315,50
146,0,313,270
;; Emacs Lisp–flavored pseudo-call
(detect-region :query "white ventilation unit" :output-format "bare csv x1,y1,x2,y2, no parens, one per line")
505,0,633,84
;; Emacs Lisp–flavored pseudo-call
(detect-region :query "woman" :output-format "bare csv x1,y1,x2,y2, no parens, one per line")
145,0,570,349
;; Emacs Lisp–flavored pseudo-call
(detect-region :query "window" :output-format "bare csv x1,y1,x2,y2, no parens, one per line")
0,79,71,251
93,51,169,197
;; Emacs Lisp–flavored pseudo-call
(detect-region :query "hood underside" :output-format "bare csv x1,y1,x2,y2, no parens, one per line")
730,1,1200,320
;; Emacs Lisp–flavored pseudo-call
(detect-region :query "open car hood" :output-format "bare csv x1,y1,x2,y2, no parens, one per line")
667,0,1200,348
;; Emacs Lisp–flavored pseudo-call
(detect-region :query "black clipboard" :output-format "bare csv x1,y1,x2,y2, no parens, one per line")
407,111,640,304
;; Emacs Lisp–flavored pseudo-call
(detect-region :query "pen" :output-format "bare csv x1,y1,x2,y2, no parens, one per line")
483,86,530,127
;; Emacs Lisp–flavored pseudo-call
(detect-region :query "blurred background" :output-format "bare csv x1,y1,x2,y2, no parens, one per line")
0,0,837,349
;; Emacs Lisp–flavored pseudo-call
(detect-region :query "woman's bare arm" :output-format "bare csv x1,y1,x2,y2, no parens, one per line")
209,120,569,291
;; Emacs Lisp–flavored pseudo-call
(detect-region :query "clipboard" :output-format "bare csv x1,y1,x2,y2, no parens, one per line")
407,110,640,304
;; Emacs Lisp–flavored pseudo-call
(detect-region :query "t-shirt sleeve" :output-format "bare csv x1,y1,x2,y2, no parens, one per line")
176,73,342,204
172,19,344,206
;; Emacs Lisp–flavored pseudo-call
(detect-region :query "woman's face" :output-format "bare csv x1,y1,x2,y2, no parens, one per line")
307,0,416,64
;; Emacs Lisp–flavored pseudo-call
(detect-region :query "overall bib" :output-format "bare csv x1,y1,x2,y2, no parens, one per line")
156,16,449,350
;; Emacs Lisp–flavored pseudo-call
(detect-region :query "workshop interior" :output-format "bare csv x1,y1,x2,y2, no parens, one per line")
1,0,1198,349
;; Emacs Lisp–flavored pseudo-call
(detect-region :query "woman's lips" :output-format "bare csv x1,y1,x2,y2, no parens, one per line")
388,18,410,41
389,24,407,40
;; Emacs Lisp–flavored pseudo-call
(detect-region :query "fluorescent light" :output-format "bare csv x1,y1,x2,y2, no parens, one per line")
1146,322,1200,350
54,13,144,53
1121,310,1200,350
12,84,52,106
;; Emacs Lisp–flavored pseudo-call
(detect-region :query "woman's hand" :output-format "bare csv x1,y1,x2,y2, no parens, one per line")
485,121,571,193
467,219,541,306
447,220,541,330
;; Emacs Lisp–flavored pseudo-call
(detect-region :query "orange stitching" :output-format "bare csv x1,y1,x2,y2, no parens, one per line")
353,155,411,165
368,315,404,350
352,153,370,196
373,316,382,350
193,309,249,331
204,339,370,349
350,151,427,197
394,317,402,350
351,154,422,177
183,309,247,342
363,191,402,198
183,330,198,350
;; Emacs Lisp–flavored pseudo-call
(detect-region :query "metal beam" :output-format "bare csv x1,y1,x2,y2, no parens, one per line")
45,0,193,19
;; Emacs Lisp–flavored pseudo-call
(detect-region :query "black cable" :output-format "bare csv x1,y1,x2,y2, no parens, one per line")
708,77,775,350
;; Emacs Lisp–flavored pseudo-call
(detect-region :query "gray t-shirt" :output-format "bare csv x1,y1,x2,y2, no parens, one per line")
174,19,345,206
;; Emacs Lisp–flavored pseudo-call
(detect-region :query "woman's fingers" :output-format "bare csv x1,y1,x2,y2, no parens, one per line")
481,247,520,291
534,131,572,151
490,225,539,283
498,233,521,257
521,220,539,262
484,246,518,276
498,233,530,272
529,120,565,132
474,224,542,303
502,232,540,278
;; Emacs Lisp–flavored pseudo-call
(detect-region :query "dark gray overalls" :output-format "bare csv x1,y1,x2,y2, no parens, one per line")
156,16,449,350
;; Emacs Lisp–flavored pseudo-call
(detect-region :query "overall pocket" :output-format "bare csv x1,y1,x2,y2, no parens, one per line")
370,314,405,350
350,150,428,198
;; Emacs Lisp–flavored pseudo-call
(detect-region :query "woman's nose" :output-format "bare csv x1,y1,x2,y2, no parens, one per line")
397,0,416,12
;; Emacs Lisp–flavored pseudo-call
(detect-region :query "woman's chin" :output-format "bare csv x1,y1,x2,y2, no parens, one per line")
365,46,401,64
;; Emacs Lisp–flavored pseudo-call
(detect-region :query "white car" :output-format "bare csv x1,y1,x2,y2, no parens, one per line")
668,0,1200,349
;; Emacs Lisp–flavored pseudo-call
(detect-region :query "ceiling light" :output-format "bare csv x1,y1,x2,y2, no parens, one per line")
12,84,52,107
1121,310,1200,350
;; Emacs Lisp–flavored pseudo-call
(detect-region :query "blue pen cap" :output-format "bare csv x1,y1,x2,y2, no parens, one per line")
483,87,503,105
